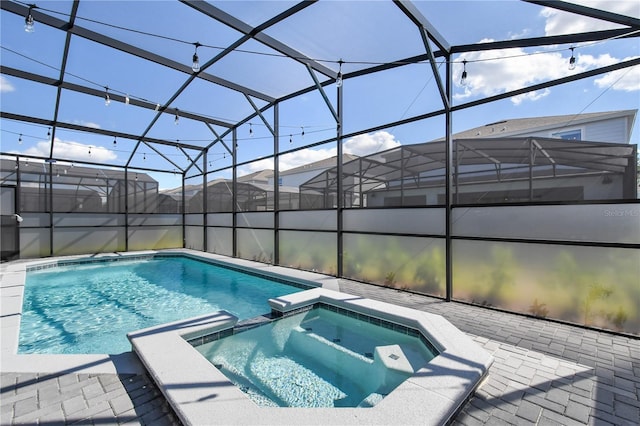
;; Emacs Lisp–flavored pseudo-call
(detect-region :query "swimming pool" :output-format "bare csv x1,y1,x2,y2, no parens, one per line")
19,255,309,354
195,306,438,408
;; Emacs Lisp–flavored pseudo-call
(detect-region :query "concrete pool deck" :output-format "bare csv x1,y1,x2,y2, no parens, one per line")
1,250,639,425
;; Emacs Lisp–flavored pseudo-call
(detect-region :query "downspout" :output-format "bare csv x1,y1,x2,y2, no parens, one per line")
125,168,129,252
48,161,53,256
445,55,453,302
337,83,344,277
181,171,186,248
232,128,238,258
203,151,208,251
274,103,280,265
529,138,534,201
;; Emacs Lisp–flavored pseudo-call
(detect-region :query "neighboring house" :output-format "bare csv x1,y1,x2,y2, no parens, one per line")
238,169,274,185
443,110,636,143
161,110,637,210
300,110,638,207
173,155,360,212
0,159,159,213
268,154,359,188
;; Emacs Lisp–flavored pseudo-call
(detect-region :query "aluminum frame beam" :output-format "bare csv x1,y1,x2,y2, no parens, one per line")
181,0,336,79
0,111,203,152
0,65,232,129
523,0,640,29
48,0,79,159
0,2,271,104
394,0,450,53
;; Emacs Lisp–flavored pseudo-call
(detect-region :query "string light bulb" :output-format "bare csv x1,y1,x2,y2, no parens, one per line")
174,109,179,125
47,127,51,140
460,60,468,86
155,103,160,111
113,136,117,146
289,134,293,144
18,134,23,144
24,5,35,33
249,123,253,137
125,94,130,105
88,146,92,156
336,59,343,87
104,87,111,106
568,47,576,70
301,127,305,138
192,42,201,73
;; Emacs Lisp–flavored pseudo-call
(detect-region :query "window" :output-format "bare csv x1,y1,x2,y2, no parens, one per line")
552,129,581,140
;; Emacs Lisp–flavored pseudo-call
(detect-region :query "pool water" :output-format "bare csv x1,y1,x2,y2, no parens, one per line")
19,257,305,354
196,307,437,408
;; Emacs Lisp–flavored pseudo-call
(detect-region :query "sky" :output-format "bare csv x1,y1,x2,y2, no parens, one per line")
1,0,639,190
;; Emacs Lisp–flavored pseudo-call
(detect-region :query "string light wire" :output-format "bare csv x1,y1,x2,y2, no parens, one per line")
5,0,639,163
12,0,637,71
5,0,638,114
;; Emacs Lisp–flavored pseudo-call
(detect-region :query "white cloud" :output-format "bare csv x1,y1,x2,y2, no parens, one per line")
280,146,337,171
571,53,640,92
72,120,102,129
454,43,568,104
510,89,551,106
541,1,639,36
452,2,639,103
239,131,402,175
454,41,638,105
23,137,117,162
593,57,640,91
0,76,15,92
343,131,401,156
241,158,275,174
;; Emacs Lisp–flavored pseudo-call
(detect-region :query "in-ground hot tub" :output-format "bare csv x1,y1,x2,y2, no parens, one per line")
129,287,493,425
195,304,439,408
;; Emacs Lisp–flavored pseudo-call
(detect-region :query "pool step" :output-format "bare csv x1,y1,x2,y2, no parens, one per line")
288,325,374,364
286,327,392,397
357,392,385,408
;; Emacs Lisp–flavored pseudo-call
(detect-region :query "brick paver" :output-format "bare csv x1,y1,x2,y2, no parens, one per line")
337,279,640,426
0,372,178,425
2,277,638,425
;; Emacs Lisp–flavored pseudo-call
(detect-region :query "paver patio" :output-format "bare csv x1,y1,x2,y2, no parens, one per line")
1,277,638,425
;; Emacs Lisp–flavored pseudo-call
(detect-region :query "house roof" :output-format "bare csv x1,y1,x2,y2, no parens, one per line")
300,137,637,193
238,169,274,183
437,110,637,141
1,158,156,182
279,154,360,176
